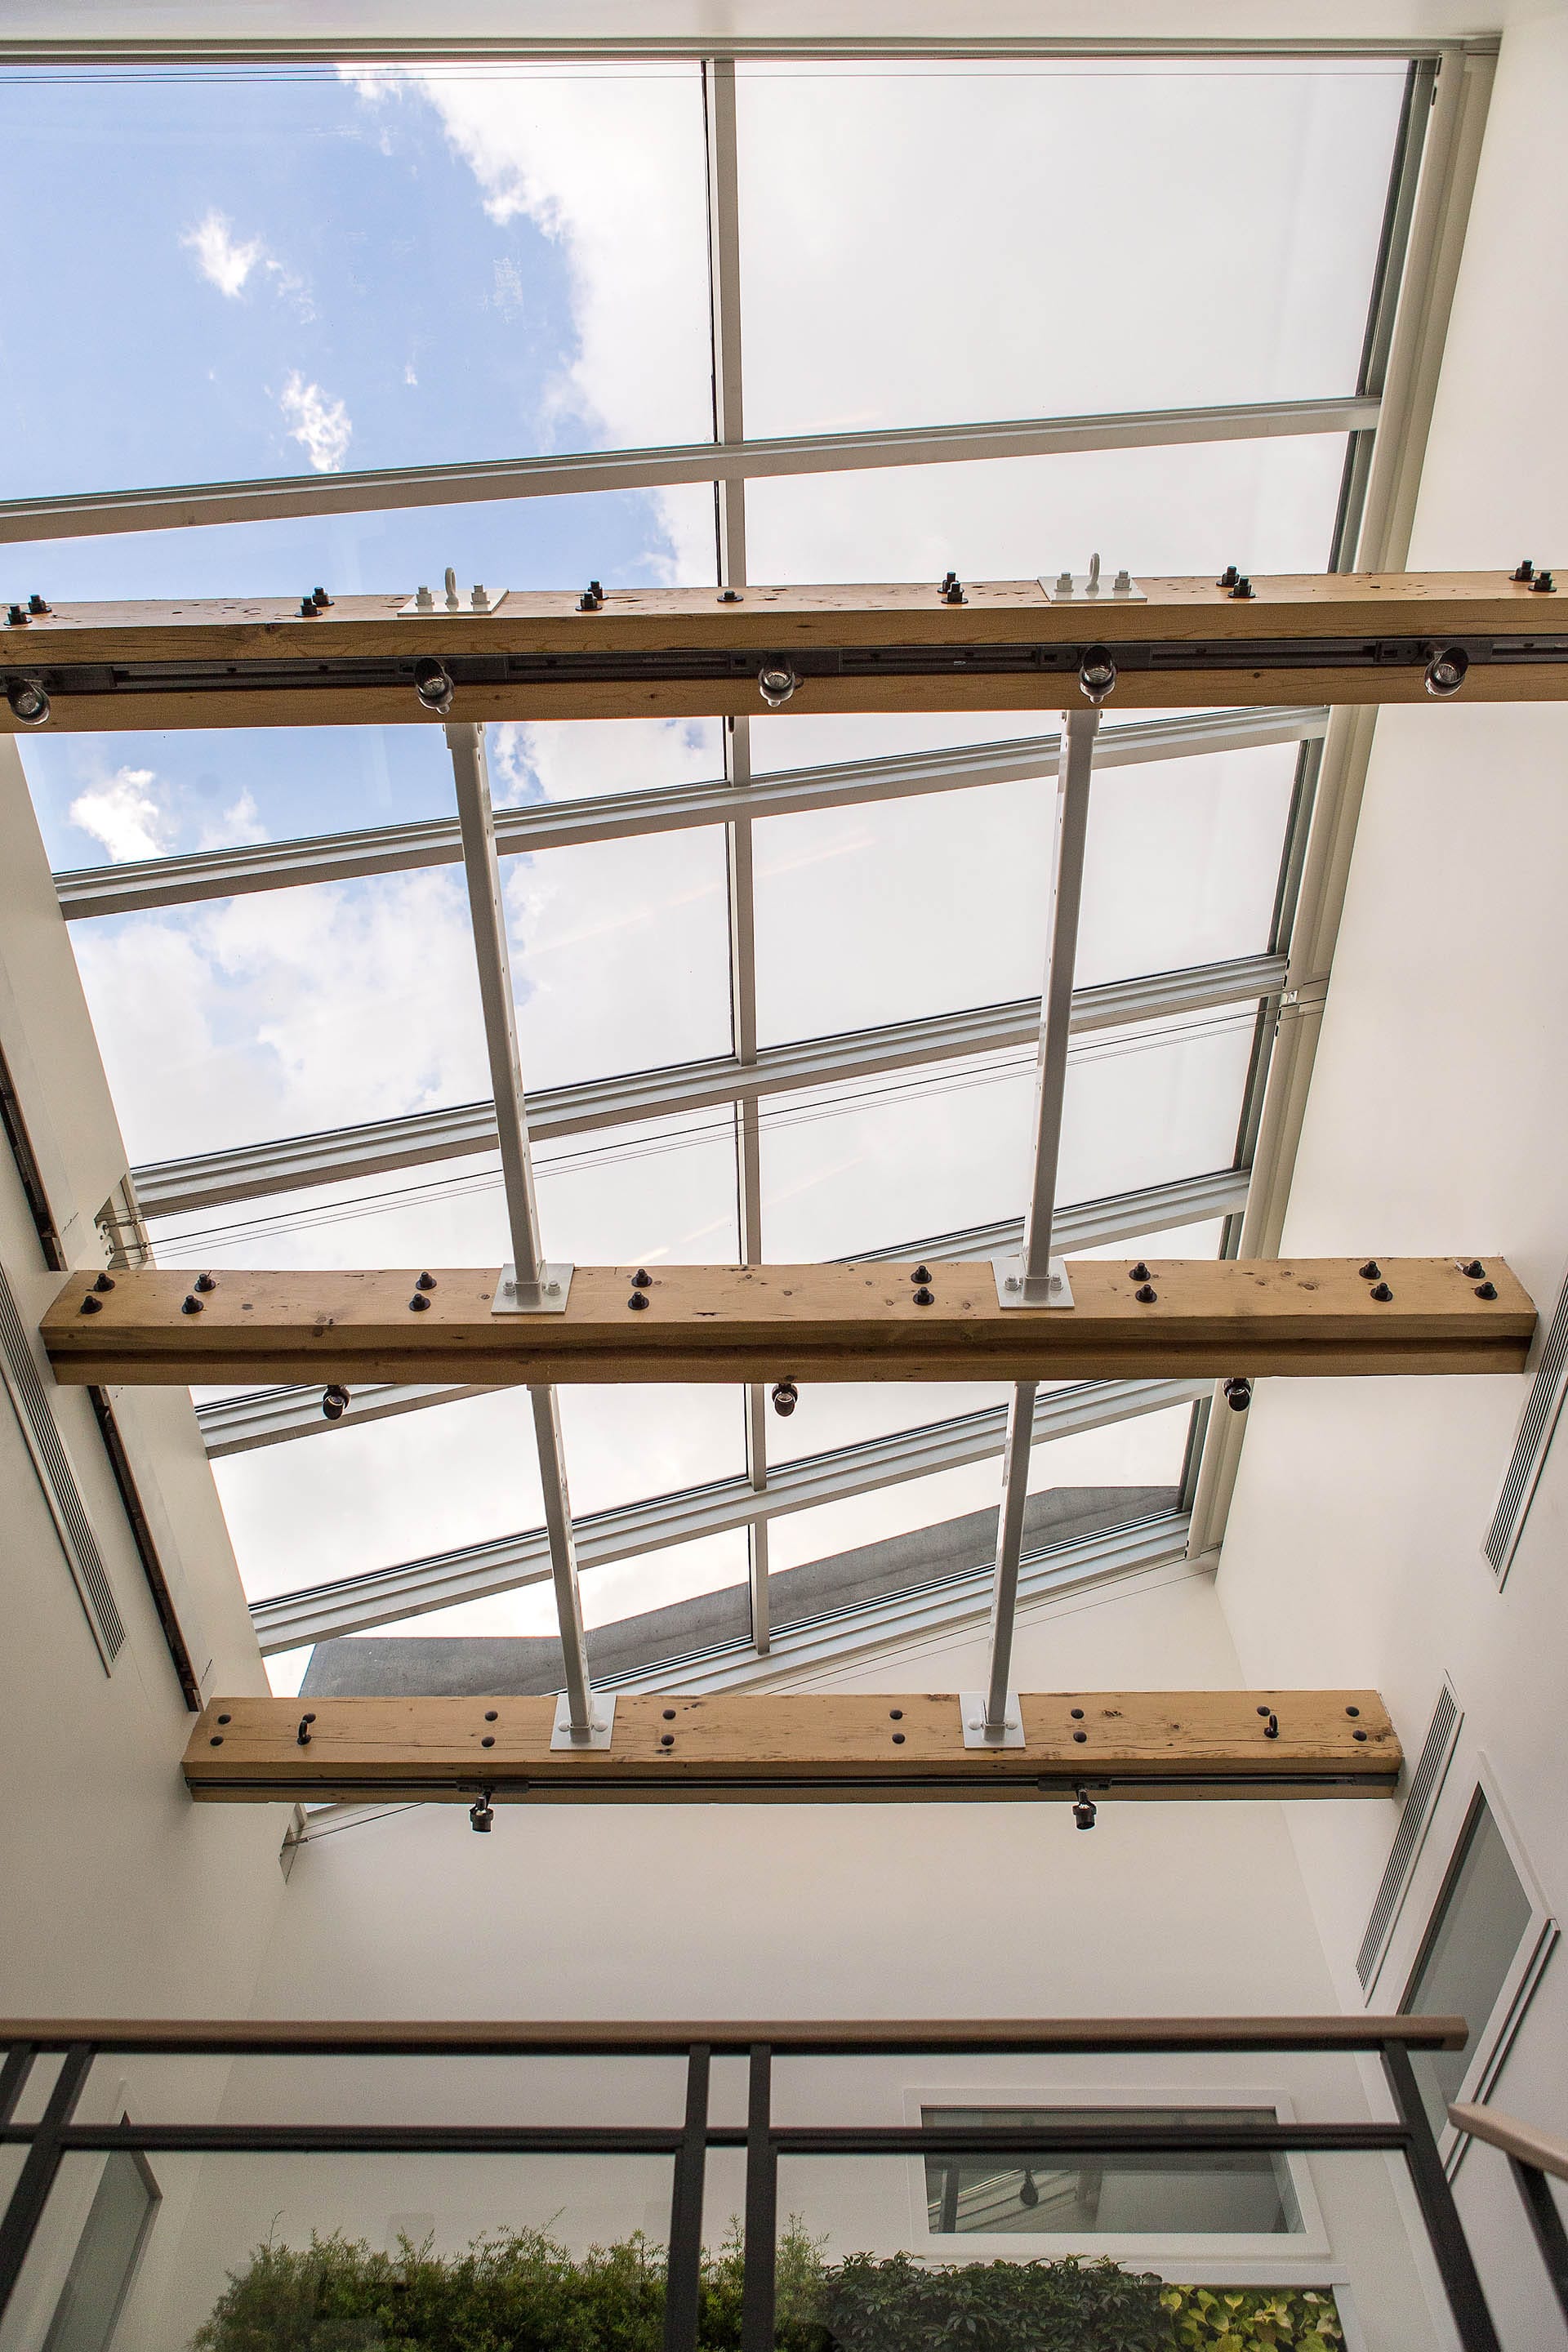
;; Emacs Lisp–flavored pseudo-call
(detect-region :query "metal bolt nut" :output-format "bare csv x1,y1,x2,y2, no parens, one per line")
408,1293,431,1312
627,1292,649,1310
1358,1261,1382,1281
1370,1281,1393,1302
1134,1284,1157,1304
180,1294,203,1315
911,1286,934,1306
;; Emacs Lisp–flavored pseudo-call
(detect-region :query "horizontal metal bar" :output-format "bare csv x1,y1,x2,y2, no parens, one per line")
604,1512,1197,1696
3,399,1375,546
0,2014,1469,2057
249,1378,1205,1651
199,1166,1249,1454
768,2123,1412,2154
55,706,1326,920
137,953,1285,1216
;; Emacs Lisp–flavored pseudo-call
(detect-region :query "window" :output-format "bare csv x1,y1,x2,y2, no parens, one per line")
1402,1790,1548,2145
923,2107,1300,2237
40,2146,158,2352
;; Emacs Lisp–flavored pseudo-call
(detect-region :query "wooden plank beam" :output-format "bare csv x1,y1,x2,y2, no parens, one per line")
2,572,1564,729
43,1258,1535,1388
184,1690,1401,1804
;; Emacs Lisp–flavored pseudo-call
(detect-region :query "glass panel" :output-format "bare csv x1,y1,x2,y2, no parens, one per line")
40,2149,157,2352
923,2108,1297,2235
752,744,1295,1045
745,436,1350,586
737,60,1405,434
1,63,710,497
1405,1795,1535,2139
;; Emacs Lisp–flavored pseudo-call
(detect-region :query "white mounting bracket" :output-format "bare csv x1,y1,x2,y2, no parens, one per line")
492,1261,575,1314
550,1693,617,1751
401,566,508,617
960,1693,1026,1748
993,1254,1074,1309
1040,552,1145,603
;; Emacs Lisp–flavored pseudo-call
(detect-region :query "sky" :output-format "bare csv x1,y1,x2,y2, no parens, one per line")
0,58,1409,1690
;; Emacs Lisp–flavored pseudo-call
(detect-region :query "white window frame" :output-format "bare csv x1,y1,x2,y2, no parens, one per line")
1387,1749,1558,2180
901,2082,1330,2274
0,2078,159,2352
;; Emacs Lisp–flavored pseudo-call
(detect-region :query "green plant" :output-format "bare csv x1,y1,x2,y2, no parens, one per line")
190,2223,1343,2352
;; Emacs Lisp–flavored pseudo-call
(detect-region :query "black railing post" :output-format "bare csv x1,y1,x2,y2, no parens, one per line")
1508,2158,1568,2323
0,2042,93,2324
741,2043,777,2352
1381,2040,1503,2352
0,2043,36,2126
663,2043,710,2352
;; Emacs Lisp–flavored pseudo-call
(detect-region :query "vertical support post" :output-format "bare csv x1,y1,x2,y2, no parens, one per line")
664,2043,711,2352
1381,2041,1503,2352
704,56,771,1656
447,722,597,1738
0,2042,92,2323
740,2043,777,2352
978,706,1098,1735
1508,2158,1568,2323
0,2044,34,2125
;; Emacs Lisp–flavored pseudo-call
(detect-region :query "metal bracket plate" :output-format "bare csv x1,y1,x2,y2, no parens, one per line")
550,1693,617,1751
993,1254,1075,1309
1040,571,1146,604
960,1693,1026,1748
492,1261,574,1314
399,583,509,617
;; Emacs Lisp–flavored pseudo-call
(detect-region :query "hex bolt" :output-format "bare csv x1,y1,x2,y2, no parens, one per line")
92,1272,115,1293
485,1711,499,1722
660,1734,675,1748
630,1268,653,1289
481,1735,495,1748
209,1735,223,1747
1345,1705,1360,1718
1359,1260,1382,1281
313,586,333,608
889,1708,904,1721
415,1271,437,1291
1460,1259,1486,1279
27,592,49,614
911,1265,932,1285
1476,1281,1499,1299
180,1294,203,1315
1264,1713,1280,1740
578,580,604,611
911,1286,934,1307
627,1292,649,1310
1532,570,1557,592
296,1713,315,1746
1134,1284,1158,1304
78,1293,103,1315
1113,568,1132,594
1230,575,1254,599
1370,1281,1393,1302
298,595,319,617
892,1731,906,1744
1072,1729,1088,1744
942,576,966,605
217,1713,231,1724
1512,559,1535,581
663,1709,677,1721
1129,1263,1151,1282
408,1293,431,1312
719,588,742,602
1070,1708,1085,1720
5,604,26,625
1352,1729,1369,1743
1257,1704,1272,1717
194,1272,217,1292
1218,565,1239,589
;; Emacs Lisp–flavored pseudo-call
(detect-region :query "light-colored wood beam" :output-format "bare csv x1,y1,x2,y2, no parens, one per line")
2,572,1562,729
43,1258,1535,1388
183,1690,1401,1804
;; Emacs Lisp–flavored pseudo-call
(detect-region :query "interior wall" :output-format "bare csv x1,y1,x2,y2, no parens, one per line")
1214,12,1568,2350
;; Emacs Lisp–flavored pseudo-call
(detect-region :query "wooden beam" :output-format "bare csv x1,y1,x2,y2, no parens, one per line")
183,1690,1401,1804
43,1258,1535,1388
2,572,1563,729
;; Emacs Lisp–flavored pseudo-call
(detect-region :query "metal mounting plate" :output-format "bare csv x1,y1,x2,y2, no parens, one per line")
399,586,509,616
492,1261,574,1314
993,1254,1075,1309
1040,572,1146,603
550,1693,617,1751
960,1693,1026,1748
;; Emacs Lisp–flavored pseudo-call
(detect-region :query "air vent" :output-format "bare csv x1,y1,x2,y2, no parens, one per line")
1356,1682,1460,1992
0,1262,124,1665
1486,1267,1568,1584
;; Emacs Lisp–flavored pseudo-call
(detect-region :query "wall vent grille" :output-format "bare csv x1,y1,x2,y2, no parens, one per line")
0,1262,124,1663
1356,1682,1459,1992
1486,1267,1568,1584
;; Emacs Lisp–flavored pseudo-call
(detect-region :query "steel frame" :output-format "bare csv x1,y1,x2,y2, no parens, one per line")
0,2016,1502,2352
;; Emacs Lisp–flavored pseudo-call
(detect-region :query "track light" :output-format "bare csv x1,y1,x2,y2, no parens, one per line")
1071,1786,1098,1831
771,1379,799,1418
470,1788,494,1833
1077,644,1116,705
322,1384,351,1423
6,675,50,726
758,662,797,709
1424,645,1468,697
1018,2170,1040,2207
414,656,455,715
1223,1377,1253,1414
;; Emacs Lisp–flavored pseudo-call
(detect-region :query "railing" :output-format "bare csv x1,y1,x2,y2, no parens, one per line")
0,2016,1501,2352
1450,2100,1568,2323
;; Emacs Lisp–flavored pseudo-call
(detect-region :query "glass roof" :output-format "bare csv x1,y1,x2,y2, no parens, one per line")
4,50,1420,1699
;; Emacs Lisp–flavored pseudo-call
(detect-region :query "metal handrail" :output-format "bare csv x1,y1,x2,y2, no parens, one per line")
1450,2101,1568,2321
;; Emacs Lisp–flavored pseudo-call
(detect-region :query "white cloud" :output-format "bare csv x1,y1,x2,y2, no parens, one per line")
181,210,265,298
198,791,268,852
68,768,171,863
278,372,353,472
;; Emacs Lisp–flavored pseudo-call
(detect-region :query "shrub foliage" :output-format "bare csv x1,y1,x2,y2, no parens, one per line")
191,2223,1343,2352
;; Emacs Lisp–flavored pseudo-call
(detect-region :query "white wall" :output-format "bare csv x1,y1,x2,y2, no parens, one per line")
1215,12,1568,2350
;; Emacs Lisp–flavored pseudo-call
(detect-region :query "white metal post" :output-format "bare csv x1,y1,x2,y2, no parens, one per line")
447,721,602,1741
975,707,1100,1738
